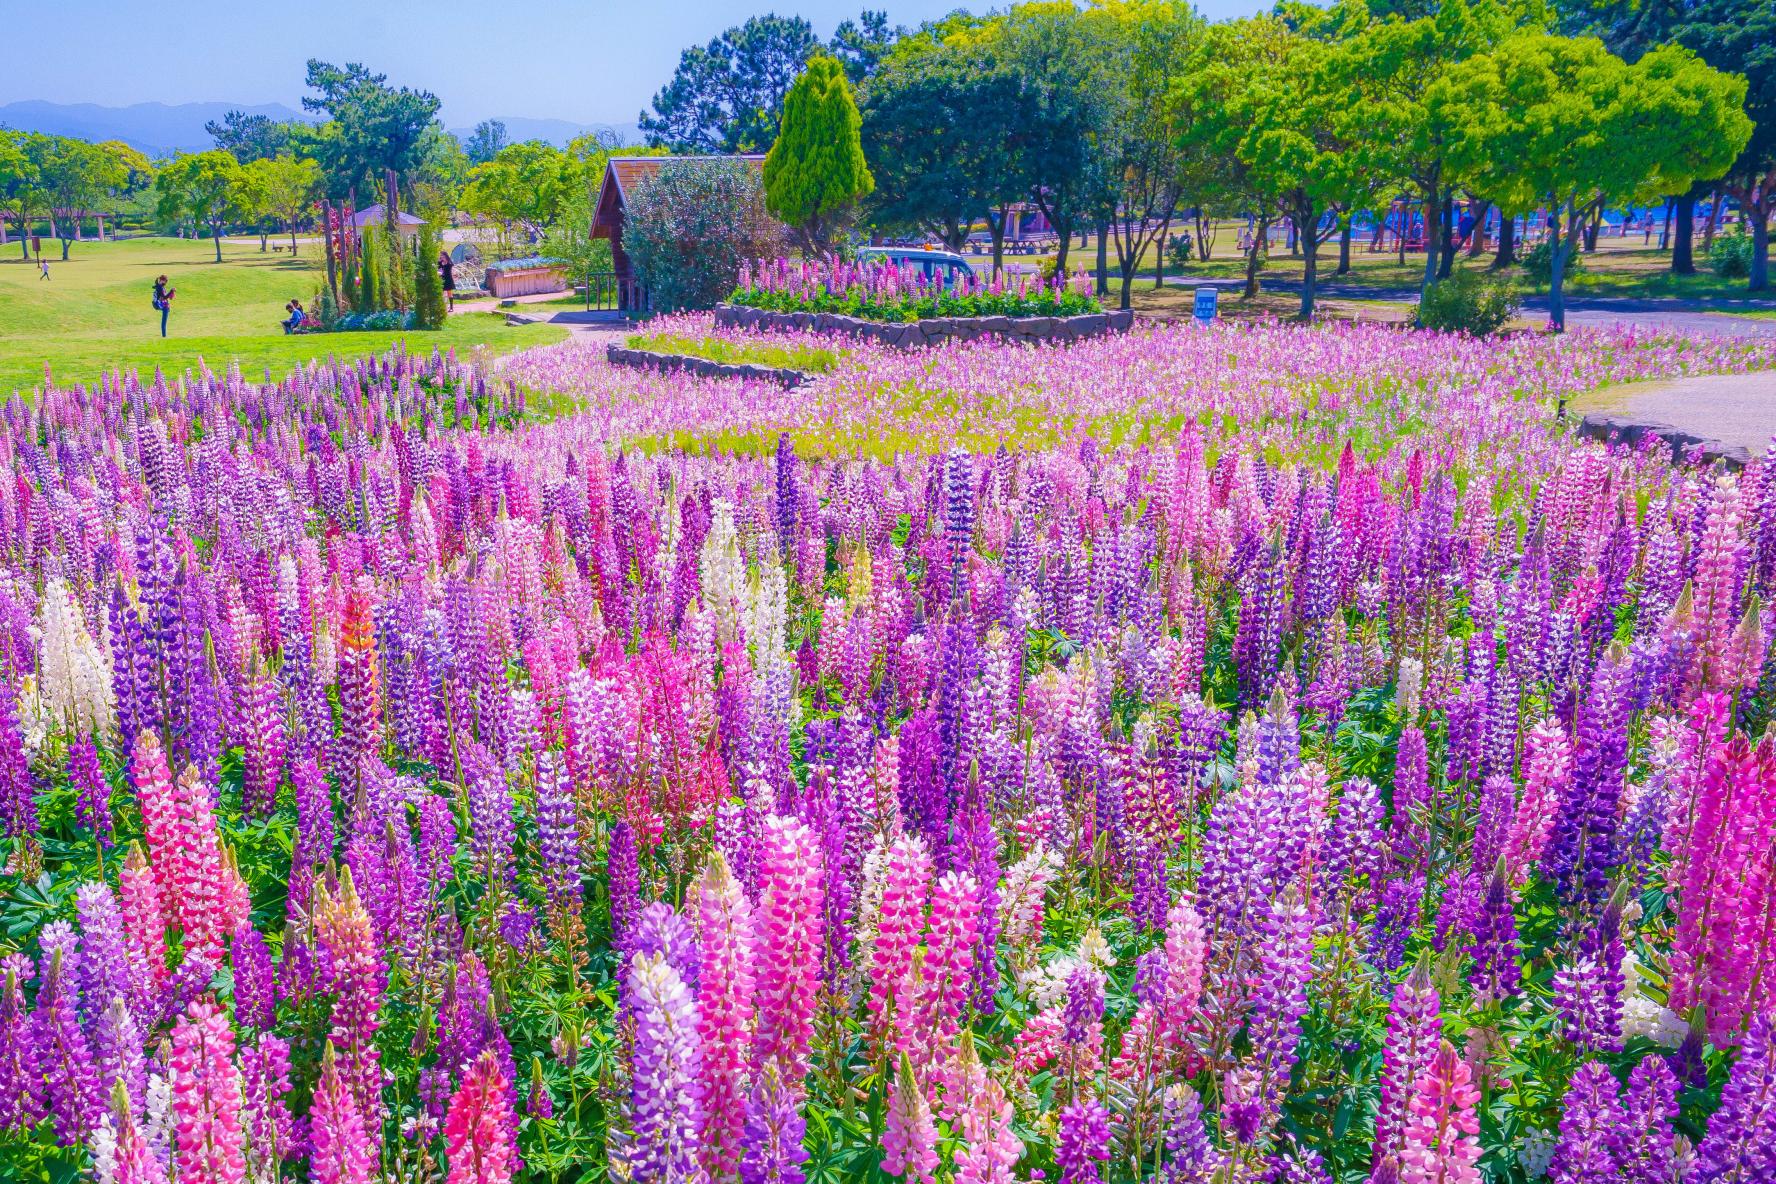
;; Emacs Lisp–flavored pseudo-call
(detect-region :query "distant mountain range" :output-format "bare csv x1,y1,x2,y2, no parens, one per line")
0,100,642,157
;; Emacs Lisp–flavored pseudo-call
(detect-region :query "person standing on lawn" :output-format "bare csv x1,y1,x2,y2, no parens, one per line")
438,251,456,310
152,275,175,337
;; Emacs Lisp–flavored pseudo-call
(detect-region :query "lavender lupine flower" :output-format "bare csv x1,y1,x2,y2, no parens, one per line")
230,925,276,1033
943,448,975,598
1055,1099,1111,1184
1159,1085,1218,1182
1466,863,1520,999
463,743,516,888
533,751,581,912
628,951,701,1184
1692,1011,1776,1182
1552,1061,1623,1184
0,963,46,1130
608,820,641,957
1247,889,1313,1122
630,903,699,991
35,944,104,1142
75,882,136,1026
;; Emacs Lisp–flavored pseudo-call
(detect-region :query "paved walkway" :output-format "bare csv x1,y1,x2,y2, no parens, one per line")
1574,370,1776,458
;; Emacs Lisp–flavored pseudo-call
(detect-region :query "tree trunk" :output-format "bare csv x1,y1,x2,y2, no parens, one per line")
260,232,269,252
1195,209,1214,261
1154,214,1171,289
989,206,1008,276
1751,208,1770,293
1549,211,1568,333
16,218,29,260
1095,219,1109,296
213,222,224,263
1437,194,1456,279
1299,213,1319,319
60,234,72,261
1336,222,1352,275
1659,199,1673,250
291,228,300,255
1491,215,1516,270
1054,218,1072,275
1244,218,1266,299
1672,194,1696,274
1702,185,1723,250
1467,200,1491,257
1421,190,1441,293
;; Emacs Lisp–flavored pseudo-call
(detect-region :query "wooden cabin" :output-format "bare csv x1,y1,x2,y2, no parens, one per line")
590,155,766,310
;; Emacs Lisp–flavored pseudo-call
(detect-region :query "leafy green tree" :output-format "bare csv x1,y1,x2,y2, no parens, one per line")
204,110,303,163
301,60,443,199
460,141,574,254
1670,0,1776,290
39,136,128,259
356,225,384,313
1433,35,1751,329
242,154,322,253
765,54,875,254
156,150,247,262
830,10,903,82
0,129,43,260
640,15,821,153
624,159,785,311
463,120,509,165
859,31,1029,258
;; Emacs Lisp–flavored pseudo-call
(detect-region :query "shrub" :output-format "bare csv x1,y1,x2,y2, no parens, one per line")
1417,270,1522,336
1519,237,1584,287
413,222,448,330
1709,228,1754,279
1168,232,1194,268
625,160,786,313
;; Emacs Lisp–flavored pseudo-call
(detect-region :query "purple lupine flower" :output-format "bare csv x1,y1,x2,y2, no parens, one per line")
91,997,147,1117
775,433,797,558
1233,537,1286,710
1248,889,1313,1120
1610,1055,1680,1184
1552,1061,1623,1184
1544,642,1632,909
1372,956,1440,1164
0,687,35,838
1062,966,1105,1049
0,961,46,1130
69,736,112,848
231,923,276,1032
608,819,641,957
1159,1085,1218,1182
943,448,975,597
34,943,103,1143
1056,1098,1111,1184
463,742,516,887
1370,875,1420,974
1694,1010,1776,1182
1467,863,1521,999
629,951,701,1183
533,750,581,910
630,902,699,991
739,1060,806,1184
73,882,134,1027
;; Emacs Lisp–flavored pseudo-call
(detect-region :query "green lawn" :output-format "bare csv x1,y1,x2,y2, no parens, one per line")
626,331,846,374
1,236,567,395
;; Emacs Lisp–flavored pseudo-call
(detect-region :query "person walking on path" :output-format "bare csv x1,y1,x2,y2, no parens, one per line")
152,275,175,337
38,257,49,280
438,251,456,311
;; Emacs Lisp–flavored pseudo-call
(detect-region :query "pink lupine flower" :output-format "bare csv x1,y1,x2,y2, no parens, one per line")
752,814,824,1086
900,870,980,1062
168,999,247,1184
882,1053,939,1183
694,851,755,1182
309,1043,376,1184
314,869,385,1122
444,1050,517,1184
1503,719,1572,882
867,836,933,1047
117,844,167,996
1398,1041,1482,1184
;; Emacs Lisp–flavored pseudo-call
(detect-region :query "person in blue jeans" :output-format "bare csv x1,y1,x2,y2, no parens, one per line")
152,275,174,337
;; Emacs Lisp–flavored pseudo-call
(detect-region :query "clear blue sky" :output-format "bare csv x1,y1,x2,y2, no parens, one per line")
4,0,1268,128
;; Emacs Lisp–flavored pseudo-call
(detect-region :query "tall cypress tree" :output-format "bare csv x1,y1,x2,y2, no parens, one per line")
763,53,874,255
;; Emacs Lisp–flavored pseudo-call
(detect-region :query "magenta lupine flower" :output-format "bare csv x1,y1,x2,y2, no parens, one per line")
629,951,702,1183
903,869,980,1062
1397,1040,1481,1184
444,1050,517,1184
752,814,824,1087
117,845,167,1002
694,851,756,1182
168,999,247,1184
1373,957,1442,1164
309,1043,376,1184
1551,1061,1624,1184
881,1054,938,1184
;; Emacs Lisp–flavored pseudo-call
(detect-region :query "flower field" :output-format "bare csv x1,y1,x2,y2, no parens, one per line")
729,258,1102,321
2,321,1776,1184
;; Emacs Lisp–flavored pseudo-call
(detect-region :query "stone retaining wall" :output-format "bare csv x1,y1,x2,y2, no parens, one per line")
1577,411,1752,470
605,344,807,387
713,303,1136,349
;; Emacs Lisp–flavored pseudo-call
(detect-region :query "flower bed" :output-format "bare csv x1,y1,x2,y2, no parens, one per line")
5,326,1776,1184
731,255,1103,321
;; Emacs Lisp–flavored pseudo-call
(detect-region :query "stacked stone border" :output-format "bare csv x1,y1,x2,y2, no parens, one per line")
605,344,809,387
712,303,1137,348
1577,410,1752,470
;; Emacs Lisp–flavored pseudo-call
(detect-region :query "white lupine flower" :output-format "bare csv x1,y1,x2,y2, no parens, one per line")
699,498,747,644
34,577,116,736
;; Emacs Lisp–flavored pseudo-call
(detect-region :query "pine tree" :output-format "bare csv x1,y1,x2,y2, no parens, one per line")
414,223,448,329
763,53,874,255
357,227,382,313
